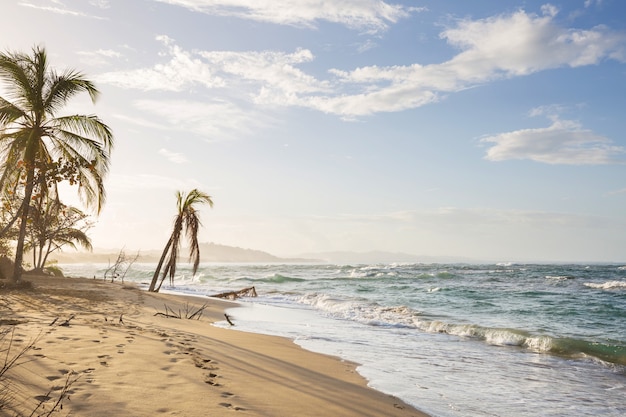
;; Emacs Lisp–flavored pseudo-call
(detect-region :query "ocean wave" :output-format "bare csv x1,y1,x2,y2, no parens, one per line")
414,320,626,366
296,293,420,328
546,275,576,280
295,292,626,367
252,274,306,284
584,281,626,290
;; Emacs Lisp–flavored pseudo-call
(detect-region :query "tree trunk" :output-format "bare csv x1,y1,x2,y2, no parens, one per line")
155,262,171,292
41,240,54,270
11,171,35,283
0,205,23,238
148,236,173,292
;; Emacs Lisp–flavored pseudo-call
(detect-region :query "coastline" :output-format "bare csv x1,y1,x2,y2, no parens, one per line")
0,274,428,417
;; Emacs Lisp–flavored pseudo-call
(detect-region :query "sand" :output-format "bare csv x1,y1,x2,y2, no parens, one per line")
0,274,428,416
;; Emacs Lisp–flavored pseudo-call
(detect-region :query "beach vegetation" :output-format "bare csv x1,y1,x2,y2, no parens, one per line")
24,197,93,273
0,45,113,283
148,189,213,292
0,328,76,416
154,302,209,319
103,247,140,283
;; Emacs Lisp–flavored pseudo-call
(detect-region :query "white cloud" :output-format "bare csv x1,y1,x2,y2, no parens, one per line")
305,6,625,116
90,0,110,8
77,49,122,66
481,116,625,165
159,148,188,164
584,0,603,8
84,49,121,58
97,8,626,118
133,99,273,141
199,47,331,102
152,0,422,32
99,38,329,104
97,36,224,91
442,7,625,73
607,187,626,195
18,1,106,19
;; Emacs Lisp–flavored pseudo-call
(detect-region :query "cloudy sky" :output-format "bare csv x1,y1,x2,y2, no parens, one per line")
2,0,626,262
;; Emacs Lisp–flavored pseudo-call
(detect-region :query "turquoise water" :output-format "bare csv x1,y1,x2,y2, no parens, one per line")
61,263,626,417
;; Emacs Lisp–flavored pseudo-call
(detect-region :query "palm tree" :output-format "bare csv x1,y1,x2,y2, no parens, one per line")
0,45,113,283
148,189,213,292
25,198,93,272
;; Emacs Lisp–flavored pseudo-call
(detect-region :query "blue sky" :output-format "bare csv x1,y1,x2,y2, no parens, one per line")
2,0,625,262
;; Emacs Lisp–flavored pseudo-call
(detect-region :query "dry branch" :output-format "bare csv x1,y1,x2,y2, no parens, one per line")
154,303,208,320
210,286,257,300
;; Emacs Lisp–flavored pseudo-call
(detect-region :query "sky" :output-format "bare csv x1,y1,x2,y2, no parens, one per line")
1,0,626,263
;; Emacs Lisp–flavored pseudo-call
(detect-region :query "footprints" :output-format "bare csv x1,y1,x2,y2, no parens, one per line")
219,391,246,411
204,372,220,386
219,402,245,411
13,296,248,414
97,354,111,367
148,326,248,411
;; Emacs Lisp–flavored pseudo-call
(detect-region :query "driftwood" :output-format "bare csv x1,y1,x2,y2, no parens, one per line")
154,303,208,320
210,286,257,300
60,315,75,327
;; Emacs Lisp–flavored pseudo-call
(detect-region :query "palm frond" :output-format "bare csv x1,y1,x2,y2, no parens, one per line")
45,70,100,114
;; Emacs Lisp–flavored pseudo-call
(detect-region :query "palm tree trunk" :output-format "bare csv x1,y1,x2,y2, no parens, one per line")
11,170,35,283
155,263,171,292
148,236,173,292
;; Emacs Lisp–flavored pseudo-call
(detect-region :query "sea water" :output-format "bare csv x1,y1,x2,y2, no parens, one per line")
59,262,626,417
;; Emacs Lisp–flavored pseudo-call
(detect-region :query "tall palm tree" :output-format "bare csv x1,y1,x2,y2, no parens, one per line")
148,189,213,292
0,45,113,283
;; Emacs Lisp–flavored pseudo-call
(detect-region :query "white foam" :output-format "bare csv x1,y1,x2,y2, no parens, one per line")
584,281,626,290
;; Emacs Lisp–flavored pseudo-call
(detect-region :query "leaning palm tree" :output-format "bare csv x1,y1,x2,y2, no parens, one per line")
148,189,213,292
0,45,113,283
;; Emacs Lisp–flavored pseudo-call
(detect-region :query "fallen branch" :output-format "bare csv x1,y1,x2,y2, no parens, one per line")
59,315,75,327
210,286,257,300
154,303,208,320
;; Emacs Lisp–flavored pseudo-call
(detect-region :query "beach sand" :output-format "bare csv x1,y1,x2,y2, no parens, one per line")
0,274,428,416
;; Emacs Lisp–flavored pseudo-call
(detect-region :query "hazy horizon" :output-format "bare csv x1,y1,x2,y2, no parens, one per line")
57,242,626,265
3,1,626,263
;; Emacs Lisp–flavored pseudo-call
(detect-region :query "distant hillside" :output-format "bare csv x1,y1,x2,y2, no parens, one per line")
298,250,479,265
51,242,320,264
50,245,479,265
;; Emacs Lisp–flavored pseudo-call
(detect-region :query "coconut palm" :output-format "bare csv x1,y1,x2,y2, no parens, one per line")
149,189,213,292
0,45,113,283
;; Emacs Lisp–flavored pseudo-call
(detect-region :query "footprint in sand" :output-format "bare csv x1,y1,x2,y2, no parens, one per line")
204,374,220,386
219,402,245,411
193,357,214,369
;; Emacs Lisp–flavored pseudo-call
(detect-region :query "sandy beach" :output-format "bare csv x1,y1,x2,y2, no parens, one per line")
0,274,428,417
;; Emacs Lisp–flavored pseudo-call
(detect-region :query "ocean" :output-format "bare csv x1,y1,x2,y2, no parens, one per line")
59,262,626,417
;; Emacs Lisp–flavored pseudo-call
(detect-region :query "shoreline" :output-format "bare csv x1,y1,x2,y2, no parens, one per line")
0,274,429,416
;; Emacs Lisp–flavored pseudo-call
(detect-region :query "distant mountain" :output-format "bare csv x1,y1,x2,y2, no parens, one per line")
51,242,320,264
51,244,479,265
194,243,318,263
298,250,479,265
